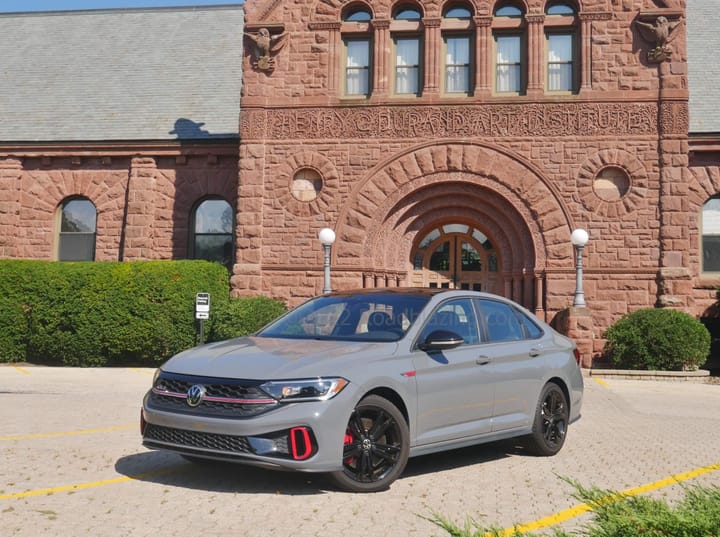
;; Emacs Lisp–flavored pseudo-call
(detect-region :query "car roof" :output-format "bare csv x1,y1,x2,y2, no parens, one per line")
326,288,497,300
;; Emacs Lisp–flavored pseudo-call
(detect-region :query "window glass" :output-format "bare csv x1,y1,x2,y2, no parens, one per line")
515,308,543,338
395,37,420,94
419,298,479,345
461,242,482,271
496,34,521,92
546,3,575,15
429,241,450,271
478,299,525,342
192,199,233,269
703,197,720,272
344,9,372,21
59,198,96,261
444,6,472,19
445,35,470,93
547,33,573,91
346,39,371,95
494,5,523,17
394,7,421,20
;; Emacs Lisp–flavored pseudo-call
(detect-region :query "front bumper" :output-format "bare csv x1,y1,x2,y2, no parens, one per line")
141,384,360,472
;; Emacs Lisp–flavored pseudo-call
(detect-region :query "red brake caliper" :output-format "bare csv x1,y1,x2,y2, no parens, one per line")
343,429,355,464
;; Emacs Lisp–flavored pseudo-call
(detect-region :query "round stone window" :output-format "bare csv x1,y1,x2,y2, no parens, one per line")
593,166,630,202
291,168,323,202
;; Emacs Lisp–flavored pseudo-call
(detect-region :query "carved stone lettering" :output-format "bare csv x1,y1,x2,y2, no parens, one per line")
242,103,658,140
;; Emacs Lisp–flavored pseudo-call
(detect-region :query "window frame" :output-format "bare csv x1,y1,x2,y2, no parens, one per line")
702,196,720,274
342,34,373,97
493,32,525,94
442,32,473,95
189,197,235,270
544,4,578,94
392,34,422,96
57,196,97,262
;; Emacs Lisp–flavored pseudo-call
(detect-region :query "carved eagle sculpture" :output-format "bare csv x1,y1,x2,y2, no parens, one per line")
635,16,682,63
244,28,288,72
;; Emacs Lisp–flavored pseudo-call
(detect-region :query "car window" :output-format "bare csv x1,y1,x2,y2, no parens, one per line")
418,298,480,345
515,307,544,339
477,299,525,342
258,293,429,341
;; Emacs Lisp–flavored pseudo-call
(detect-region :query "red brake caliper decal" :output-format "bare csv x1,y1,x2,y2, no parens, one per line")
343,429,355,464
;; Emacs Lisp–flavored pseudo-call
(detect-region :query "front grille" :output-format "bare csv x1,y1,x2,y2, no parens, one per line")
144,424,252,454
149,372,278,418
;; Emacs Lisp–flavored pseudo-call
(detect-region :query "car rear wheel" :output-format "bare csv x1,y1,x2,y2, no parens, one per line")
328,395,409,493
525,382,569,456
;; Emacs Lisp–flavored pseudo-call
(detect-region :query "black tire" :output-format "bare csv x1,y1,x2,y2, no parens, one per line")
525,382,569,456
327,395,409,493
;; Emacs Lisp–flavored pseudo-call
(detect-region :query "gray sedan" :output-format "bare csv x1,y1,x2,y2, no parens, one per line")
142,288,583,492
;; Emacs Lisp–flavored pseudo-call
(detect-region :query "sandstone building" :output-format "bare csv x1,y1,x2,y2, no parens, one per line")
1,1,719,363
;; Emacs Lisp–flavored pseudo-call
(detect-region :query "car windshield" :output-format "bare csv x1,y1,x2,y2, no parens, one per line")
257,293,431,342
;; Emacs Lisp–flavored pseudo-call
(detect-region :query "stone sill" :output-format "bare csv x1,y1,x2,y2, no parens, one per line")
586,368,711,382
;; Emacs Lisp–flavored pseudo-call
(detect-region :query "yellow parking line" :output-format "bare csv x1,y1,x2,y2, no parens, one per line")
593,377,610,387
12,366,30,375
492,462,720,536
0,424,135,441
130,368,154,375
0,466,185,500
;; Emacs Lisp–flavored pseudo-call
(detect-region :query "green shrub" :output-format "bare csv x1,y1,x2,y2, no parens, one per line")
603,308,710,370
208,296,286,342
0,260,230,366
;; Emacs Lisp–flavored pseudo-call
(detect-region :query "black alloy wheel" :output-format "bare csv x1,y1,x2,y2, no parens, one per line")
525,382,569,456
328,394,409,493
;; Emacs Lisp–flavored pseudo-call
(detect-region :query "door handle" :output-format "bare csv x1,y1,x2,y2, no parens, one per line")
476,355,491,365
529,348,542,357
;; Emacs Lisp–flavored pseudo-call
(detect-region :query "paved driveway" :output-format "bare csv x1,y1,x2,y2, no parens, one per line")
2,366,720,537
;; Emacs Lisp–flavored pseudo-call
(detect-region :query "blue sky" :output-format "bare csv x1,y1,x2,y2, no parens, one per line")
0,0,243,13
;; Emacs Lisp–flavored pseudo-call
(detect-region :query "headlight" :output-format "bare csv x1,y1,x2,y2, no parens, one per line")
152,368,161,386
261,377,349,402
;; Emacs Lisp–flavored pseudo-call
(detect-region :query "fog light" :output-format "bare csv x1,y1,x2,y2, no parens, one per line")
290,427,314,460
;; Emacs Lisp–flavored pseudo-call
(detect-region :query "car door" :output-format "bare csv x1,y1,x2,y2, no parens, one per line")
475,298,546,432
411,298,495,446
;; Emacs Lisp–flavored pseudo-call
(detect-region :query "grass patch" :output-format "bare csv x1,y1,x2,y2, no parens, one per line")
427,480,720,537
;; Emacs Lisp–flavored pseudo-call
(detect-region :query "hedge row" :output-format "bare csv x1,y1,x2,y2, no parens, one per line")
0,260,286,367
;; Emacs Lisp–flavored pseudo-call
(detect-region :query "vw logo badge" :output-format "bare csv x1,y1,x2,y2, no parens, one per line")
186,384,206,407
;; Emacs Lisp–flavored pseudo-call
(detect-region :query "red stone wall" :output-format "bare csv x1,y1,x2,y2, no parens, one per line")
0,151,238,263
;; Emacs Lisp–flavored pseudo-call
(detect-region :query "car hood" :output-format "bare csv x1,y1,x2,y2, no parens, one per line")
162,336,397,379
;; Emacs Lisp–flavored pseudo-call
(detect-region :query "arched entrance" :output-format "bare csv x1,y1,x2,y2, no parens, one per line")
410,223,502,293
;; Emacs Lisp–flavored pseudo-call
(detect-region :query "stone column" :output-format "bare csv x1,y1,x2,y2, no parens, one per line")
122,157,157,261
232,142,265,296
423,18,441,96
0,158,22,259
372,19,390,97
579,14,593,93
534,274,545,320
525,14,545,97
473,16,493,97
326,22,341,94
655,61,692,308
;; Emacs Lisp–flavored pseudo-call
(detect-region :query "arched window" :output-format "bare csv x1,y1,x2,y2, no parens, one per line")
442,4,475,94
190,198,234,269
702,196,720,273
493,3,526,94
342,6,374,96
58,197,97,261
545,1,578,92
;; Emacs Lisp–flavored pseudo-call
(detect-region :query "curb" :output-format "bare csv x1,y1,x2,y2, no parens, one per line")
586,368,711,382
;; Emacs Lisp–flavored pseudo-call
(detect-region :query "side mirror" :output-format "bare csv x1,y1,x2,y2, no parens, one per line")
418,330,464,351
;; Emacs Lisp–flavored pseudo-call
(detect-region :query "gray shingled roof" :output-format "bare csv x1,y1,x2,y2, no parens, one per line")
688,0,720,134
0,6,243,142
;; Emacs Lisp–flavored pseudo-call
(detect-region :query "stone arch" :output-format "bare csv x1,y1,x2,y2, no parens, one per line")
335,141,576,274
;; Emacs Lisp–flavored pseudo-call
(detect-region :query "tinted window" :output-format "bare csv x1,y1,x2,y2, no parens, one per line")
477,299,524,342
59,198,96,261
418,298,479,345
515,308,543,338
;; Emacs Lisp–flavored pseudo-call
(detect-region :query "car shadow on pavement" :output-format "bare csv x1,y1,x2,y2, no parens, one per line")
116,440,519,494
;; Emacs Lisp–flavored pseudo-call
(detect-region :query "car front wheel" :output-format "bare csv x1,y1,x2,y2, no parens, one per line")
525,382,569,456
328,395,409,492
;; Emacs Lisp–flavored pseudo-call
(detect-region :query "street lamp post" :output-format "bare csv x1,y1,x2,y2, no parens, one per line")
571,228,589,307
318,227,336,294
